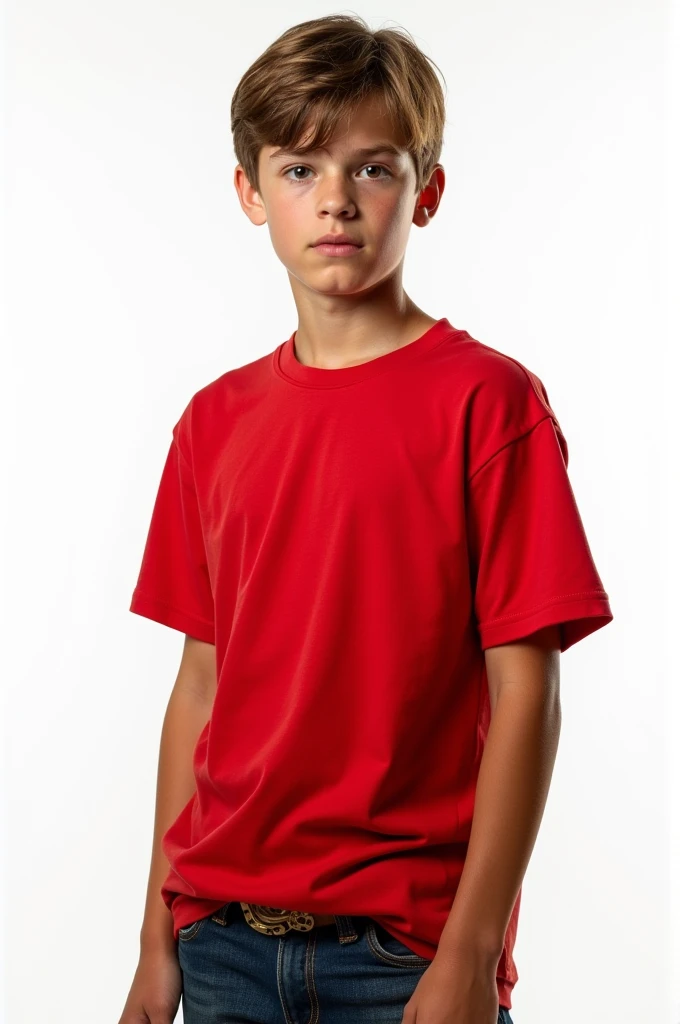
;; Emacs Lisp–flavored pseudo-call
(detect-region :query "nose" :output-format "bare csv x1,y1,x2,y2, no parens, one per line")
316,175,357,218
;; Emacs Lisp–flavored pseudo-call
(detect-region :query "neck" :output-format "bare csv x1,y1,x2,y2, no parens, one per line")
289,285,437,371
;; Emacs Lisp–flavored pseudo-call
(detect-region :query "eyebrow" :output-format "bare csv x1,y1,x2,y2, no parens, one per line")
269,143,404,162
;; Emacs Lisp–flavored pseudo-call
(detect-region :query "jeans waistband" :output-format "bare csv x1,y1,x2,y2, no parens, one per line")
210,901,361,944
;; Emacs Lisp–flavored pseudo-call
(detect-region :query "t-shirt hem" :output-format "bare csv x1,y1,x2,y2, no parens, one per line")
168,893,516,1010
478,592,613,652
497,982,514,1011
129,589,215,644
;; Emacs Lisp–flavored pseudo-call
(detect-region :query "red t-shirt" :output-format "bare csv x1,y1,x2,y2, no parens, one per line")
129,317,613,1010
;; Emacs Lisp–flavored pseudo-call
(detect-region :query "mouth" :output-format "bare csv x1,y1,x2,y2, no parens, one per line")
311,242,364,257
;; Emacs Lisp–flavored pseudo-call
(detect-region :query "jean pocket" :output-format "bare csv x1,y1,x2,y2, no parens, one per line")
177,916,208,942
364,920,432,969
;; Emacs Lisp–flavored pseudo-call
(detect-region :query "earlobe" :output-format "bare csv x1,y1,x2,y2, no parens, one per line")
413,199,432,228
414,166,445,225
413,168,444,226
234,166,268,226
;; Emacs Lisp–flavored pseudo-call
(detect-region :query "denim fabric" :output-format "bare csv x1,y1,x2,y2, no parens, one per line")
177,902,515,1024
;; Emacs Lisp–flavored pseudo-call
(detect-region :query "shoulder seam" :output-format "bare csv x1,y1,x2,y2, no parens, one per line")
467,413,555,484
172,432,193,475
171,394,197,475
473,340,559,421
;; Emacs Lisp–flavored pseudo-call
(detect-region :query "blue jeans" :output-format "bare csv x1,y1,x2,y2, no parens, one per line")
178,901,515,1024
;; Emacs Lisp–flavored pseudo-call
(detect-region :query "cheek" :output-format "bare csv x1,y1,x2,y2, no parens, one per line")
373,191,413,232
266,215,302,261
370,194,415,257
265,192,305,242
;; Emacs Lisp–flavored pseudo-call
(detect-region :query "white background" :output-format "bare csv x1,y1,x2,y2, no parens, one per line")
2,2,677,1022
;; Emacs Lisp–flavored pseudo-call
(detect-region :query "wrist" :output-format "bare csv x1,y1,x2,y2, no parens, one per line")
437,925,504,967
140,923,176,956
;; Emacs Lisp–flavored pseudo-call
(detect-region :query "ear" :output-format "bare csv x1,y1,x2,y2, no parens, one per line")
233,164,268,227
413,164,446,228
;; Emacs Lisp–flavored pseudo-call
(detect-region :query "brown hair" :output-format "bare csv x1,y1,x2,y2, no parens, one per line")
231,14,447,197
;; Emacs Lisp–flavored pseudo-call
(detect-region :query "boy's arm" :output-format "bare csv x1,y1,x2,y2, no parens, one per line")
139,635,217,955
437,623,562,964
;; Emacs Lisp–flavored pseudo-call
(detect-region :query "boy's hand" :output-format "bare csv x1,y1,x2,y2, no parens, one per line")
401,945,499,1024
117,946,182,1024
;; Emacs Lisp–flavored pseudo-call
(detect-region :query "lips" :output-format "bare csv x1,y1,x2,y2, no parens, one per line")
312,234,362,247
312,241,363,257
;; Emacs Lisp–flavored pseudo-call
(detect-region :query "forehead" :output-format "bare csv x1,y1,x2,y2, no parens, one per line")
264,93,408,162
266,140,407,163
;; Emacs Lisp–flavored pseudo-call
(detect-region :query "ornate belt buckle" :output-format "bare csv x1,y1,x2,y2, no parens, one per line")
240,902,315,935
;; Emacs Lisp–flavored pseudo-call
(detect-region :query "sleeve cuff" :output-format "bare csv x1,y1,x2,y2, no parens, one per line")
478,592,613,652
129,589,215,645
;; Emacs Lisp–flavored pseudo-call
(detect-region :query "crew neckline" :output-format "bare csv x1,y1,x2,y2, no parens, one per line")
273,317,462,389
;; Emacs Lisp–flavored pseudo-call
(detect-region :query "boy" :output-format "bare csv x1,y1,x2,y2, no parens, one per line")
119,14,613,1024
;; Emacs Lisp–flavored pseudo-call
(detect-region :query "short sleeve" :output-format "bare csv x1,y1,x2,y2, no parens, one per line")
466,414,613,652
129,422,215,644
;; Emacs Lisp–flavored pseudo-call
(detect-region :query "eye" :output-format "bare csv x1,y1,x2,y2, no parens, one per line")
284,165,313,182
282,164,393,183
358,165,392,180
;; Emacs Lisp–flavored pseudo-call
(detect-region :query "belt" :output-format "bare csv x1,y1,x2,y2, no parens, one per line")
239,902,337,935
